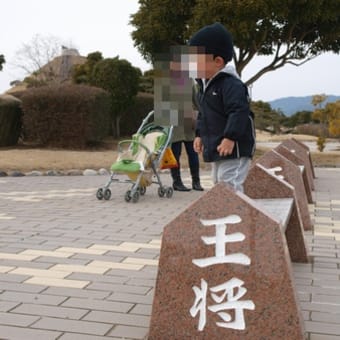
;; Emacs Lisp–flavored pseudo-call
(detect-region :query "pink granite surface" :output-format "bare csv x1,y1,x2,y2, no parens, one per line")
256,149,313,229
275,144,314,195
291,138,316,178
280,139,315,188
149,183,305,339
244,163,309,263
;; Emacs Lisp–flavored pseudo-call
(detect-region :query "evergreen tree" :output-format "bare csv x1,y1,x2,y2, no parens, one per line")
90,57,141,137
131,0,340,86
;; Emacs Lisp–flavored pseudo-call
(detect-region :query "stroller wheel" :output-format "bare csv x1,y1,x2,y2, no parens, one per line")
96,188,104,200
132,191,140,203
125,190,132,202
139,186,146,195
103,188,111,200
158,187,165,198
165,187,173,198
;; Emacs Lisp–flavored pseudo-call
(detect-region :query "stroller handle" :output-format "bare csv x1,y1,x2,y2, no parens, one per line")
118,139,152,156
136,110,155,135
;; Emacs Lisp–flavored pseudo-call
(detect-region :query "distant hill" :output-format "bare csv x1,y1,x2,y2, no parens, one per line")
269,95,340,116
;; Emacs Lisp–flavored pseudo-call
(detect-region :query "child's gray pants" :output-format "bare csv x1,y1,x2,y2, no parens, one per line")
211,157,251,193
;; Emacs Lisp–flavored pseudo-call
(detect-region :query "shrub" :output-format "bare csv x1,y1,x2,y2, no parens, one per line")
119,92,154,136
294,123,329,137
21,84,111,148
317,136,326,152
0,94,22,146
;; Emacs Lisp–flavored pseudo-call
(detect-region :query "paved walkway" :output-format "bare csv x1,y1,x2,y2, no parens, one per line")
0,168,339,339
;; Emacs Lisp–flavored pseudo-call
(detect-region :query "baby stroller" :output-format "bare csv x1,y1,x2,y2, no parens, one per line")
96,111,174,203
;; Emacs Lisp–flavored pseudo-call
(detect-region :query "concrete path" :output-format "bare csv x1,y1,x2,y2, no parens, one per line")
0,168,339,339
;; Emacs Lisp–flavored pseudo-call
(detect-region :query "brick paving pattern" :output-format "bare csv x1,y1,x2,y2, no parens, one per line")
0,168,339,339
293,168,340,340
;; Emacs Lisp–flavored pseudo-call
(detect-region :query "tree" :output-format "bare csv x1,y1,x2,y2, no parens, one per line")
250,100,284,133
312,94,328,124
90,57,141,137
12,34,63,75
312,96,340,144
282,110,313,128
325,100,340,137
312,94,327,109
0,54,5,71
131,0,196,63
131,0,340,85
139,69,155,94
72,51,103,84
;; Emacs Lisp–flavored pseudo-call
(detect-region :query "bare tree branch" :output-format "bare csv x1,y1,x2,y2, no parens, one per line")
11,34,63,75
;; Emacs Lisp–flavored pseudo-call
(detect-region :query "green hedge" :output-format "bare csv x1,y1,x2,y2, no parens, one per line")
0,94,22,146
21,84,111,148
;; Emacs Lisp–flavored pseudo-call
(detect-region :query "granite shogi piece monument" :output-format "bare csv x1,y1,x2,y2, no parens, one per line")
149,183,305,339
255,149,313,231
244,163,309,263
275,144,314,201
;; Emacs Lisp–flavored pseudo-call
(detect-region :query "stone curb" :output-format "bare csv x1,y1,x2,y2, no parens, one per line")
0,168,108,177
0,168,173,177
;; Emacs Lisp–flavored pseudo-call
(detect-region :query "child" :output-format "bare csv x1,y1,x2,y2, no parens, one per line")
189,22,256,192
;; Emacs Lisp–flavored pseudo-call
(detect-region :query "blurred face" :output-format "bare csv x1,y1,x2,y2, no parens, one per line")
181,52,225,79
196,54,217,78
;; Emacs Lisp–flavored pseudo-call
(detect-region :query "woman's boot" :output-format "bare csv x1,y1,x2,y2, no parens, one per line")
192,176,204,191
191,168,204,191
171,168,191,191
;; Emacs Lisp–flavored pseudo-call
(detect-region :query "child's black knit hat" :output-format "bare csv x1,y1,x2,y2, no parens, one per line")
189,22,233,63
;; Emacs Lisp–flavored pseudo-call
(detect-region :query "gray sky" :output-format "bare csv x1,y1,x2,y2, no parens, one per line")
1,0,339,101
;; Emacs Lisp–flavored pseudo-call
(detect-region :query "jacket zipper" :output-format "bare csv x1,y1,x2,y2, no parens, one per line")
249,115,256,156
